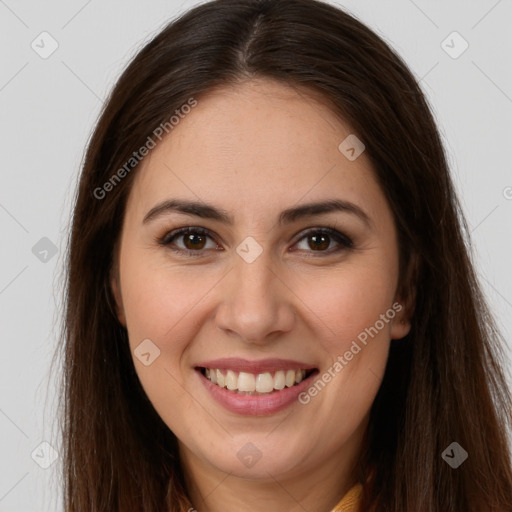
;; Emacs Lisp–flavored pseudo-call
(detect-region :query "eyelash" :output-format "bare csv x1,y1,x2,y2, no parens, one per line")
157,225,354,258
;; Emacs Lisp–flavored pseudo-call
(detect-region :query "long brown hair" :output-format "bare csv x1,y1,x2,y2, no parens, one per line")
56,0,512,510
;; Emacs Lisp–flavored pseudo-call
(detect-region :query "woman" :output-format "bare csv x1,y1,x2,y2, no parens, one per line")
57,0,512,510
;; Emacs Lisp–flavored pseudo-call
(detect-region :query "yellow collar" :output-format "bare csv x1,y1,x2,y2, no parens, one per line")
330,482,363,512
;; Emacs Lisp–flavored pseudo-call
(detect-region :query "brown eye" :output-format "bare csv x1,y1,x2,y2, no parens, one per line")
159,227,219,256
182,232,207,250
294,228,353,254
307,233,330,251
159,226,353,258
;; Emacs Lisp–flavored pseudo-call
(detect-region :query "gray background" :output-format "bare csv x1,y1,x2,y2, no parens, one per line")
0,0,511,510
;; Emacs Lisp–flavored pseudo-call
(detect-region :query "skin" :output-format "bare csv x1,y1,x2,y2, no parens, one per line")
111,78,413,512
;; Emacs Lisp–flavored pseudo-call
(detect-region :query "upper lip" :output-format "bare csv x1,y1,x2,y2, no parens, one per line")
195,357,317,374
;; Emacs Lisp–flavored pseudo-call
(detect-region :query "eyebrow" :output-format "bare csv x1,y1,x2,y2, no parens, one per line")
142,198,373,229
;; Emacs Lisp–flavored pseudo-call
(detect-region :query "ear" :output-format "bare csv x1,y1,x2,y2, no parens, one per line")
390,252,418,340
390,301,413,340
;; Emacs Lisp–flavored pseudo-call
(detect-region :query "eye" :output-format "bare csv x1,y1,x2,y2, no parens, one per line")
158,227,220,256
293,226,353,254
157,225,353,257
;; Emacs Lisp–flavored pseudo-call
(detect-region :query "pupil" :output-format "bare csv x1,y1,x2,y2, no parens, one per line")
310,234,329,251
185,233,204,250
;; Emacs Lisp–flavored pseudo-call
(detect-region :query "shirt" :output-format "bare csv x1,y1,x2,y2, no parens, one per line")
330,482,363,512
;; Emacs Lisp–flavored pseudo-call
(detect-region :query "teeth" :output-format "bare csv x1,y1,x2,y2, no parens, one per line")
216,369,225,388
285,369,296,387
203,368,309,394
226,370,238,390
238,372,256,392
256,372,274,393
274,370,285,390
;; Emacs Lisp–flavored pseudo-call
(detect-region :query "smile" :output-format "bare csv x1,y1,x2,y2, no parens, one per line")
194,358,319,415
200,368,314,395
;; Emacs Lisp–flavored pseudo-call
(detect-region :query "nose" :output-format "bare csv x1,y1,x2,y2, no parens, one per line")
214,251,296,345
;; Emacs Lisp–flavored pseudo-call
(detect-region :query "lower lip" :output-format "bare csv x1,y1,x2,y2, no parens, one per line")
196,369,318,416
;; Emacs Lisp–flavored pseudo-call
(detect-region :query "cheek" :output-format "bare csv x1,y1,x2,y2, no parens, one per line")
294,261,398,354
119,259,213,428
120,257,220,357
293,261,397,417
293,262,397,423
121,246,398,356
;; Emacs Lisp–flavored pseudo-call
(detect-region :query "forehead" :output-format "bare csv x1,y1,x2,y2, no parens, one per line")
126,79,387,225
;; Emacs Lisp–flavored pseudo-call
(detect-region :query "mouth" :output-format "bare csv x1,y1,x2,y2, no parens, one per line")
197,367,317,395
194,357,319,415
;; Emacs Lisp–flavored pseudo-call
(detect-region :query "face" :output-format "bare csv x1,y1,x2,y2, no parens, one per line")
111,79,411,484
